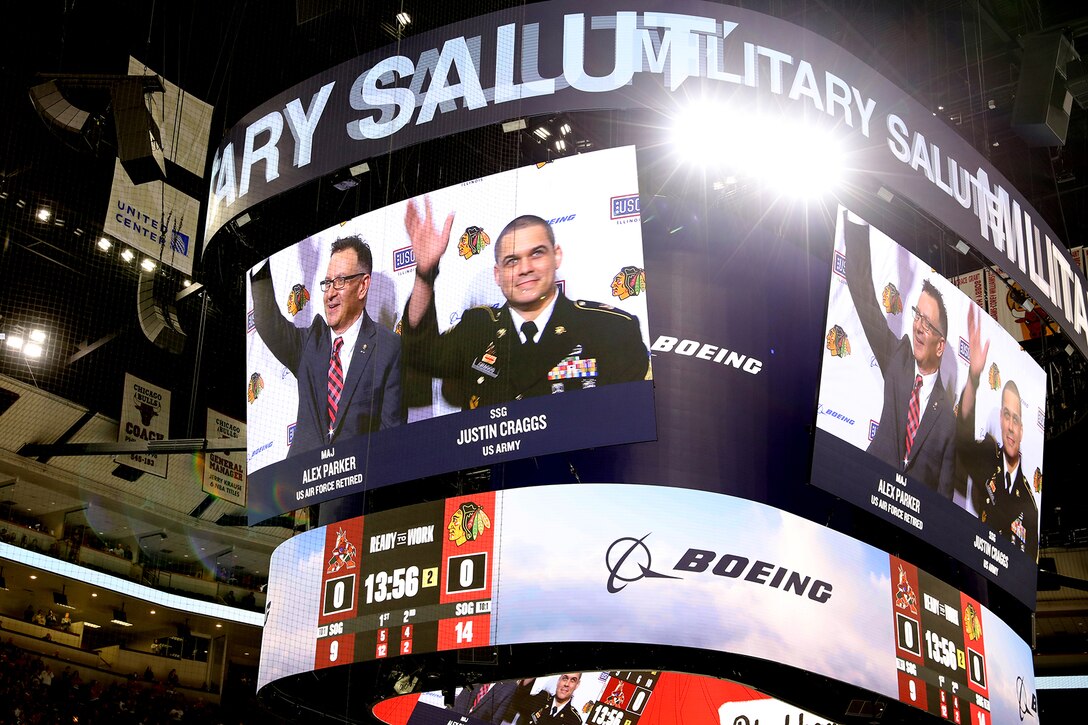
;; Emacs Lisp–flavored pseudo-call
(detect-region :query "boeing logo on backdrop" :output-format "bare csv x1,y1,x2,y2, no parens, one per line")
651,335,763,375
605,534,834,604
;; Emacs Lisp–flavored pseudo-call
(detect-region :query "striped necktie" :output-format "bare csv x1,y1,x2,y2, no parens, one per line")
327,336,345,437
903,375,923,465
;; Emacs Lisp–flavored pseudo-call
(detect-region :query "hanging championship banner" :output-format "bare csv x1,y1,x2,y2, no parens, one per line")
117,373,171,477
203,409,247,505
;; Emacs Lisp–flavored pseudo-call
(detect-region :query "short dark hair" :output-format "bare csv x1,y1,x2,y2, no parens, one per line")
330,235,372,274
495,215,555,261
920,279,948,337
1002,379,1021,409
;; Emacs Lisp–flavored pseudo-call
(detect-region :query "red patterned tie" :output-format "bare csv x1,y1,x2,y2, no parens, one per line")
327,336,345,437
471,683,491,710
904,375,923,465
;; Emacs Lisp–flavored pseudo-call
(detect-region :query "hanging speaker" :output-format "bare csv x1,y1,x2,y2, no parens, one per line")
1011,32,1079,147
29,80,91,135
137,268,186,354
111,76,167,184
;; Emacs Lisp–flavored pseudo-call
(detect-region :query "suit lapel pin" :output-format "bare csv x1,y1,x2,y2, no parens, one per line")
554,326,566,335
362,344,368,352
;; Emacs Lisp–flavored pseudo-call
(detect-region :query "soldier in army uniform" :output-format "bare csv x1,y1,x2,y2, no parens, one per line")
958,304,1039,560
401,198,649,410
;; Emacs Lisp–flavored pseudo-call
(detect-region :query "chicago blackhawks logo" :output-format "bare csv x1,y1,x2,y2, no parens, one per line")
326,527,357,573
881,282,903,314
1034,468,1042,493
610,266,646,300
286,283,310,316
457,226,490,259
988,362,1001,391
963,603,983,641
247,373,264,403
447,501,491,546
826,324,851,357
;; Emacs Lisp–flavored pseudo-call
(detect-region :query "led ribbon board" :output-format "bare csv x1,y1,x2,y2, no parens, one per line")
208,0,1088,358
260,484,1035,725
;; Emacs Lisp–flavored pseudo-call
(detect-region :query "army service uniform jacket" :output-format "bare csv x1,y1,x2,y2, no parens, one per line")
961,436,1039,561
403,292,649,410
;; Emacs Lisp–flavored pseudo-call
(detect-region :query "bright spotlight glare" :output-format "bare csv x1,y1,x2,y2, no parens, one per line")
141,259,156,272
37,208,51,222
6,335,23,351
23,343,43,359
97,238,112,251
29,329,46,343
672,105,845,198
120,249,135,262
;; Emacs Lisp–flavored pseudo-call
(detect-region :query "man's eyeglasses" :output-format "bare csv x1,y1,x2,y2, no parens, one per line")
911,306,945,339
319,272,367,292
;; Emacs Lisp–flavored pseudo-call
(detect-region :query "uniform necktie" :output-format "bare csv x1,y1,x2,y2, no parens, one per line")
551,706,558,716
521,321,538,345
1006,471,1012,494
904,375,923,464
471,683,491,710
327,336,345,436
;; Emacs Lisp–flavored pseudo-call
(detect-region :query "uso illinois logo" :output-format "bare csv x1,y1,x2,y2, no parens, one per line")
610,194,640,220
393,245,416,271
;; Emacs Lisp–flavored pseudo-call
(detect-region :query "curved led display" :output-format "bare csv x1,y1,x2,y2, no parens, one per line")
260,484,1035,725
209,0,1088,360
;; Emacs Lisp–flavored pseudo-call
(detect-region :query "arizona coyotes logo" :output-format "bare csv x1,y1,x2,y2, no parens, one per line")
605,681,627,707
447,501,492,546
287,283,310,316
963,603,983,641
611,266,646,300
247,373,265,403
1034,468,1042,493
894,565,918,614
826,324,851,357
988,362,1001,390
326,528,358,573
394,318,403,336
457,226,491,259
881,282,903,314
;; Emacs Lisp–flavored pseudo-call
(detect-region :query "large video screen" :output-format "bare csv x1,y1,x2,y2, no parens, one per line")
371,670,836,725
812,208,1046,599
245,147,654,521
259,484,1035,725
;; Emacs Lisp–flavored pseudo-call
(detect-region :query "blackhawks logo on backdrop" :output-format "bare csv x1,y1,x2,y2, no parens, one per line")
287,283,310,316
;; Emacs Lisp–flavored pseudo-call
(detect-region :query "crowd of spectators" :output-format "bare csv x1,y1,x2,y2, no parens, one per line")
0,638,277,724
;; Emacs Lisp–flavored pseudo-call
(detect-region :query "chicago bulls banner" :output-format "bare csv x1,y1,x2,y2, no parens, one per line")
117,372,171,478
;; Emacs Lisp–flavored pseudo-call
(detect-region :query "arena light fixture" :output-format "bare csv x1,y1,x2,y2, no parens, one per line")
37,207,51,222
97,237,112,251
23,343,42,359
29,329,46,343
120,248,135,262
672,102,845,198
141,258,156,272
396,12,411,26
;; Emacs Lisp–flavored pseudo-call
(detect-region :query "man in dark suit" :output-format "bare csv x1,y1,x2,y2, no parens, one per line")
843,216,955,497
510,674,584,725
451,680,520,723
251,236,404,454
401,199,648,410
957,305,1039,560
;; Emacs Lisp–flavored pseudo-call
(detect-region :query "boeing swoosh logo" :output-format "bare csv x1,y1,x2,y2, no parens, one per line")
605,533,681,593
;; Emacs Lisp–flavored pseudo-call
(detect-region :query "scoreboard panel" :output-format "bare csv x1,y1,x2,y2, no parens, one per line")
314,493,498,665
